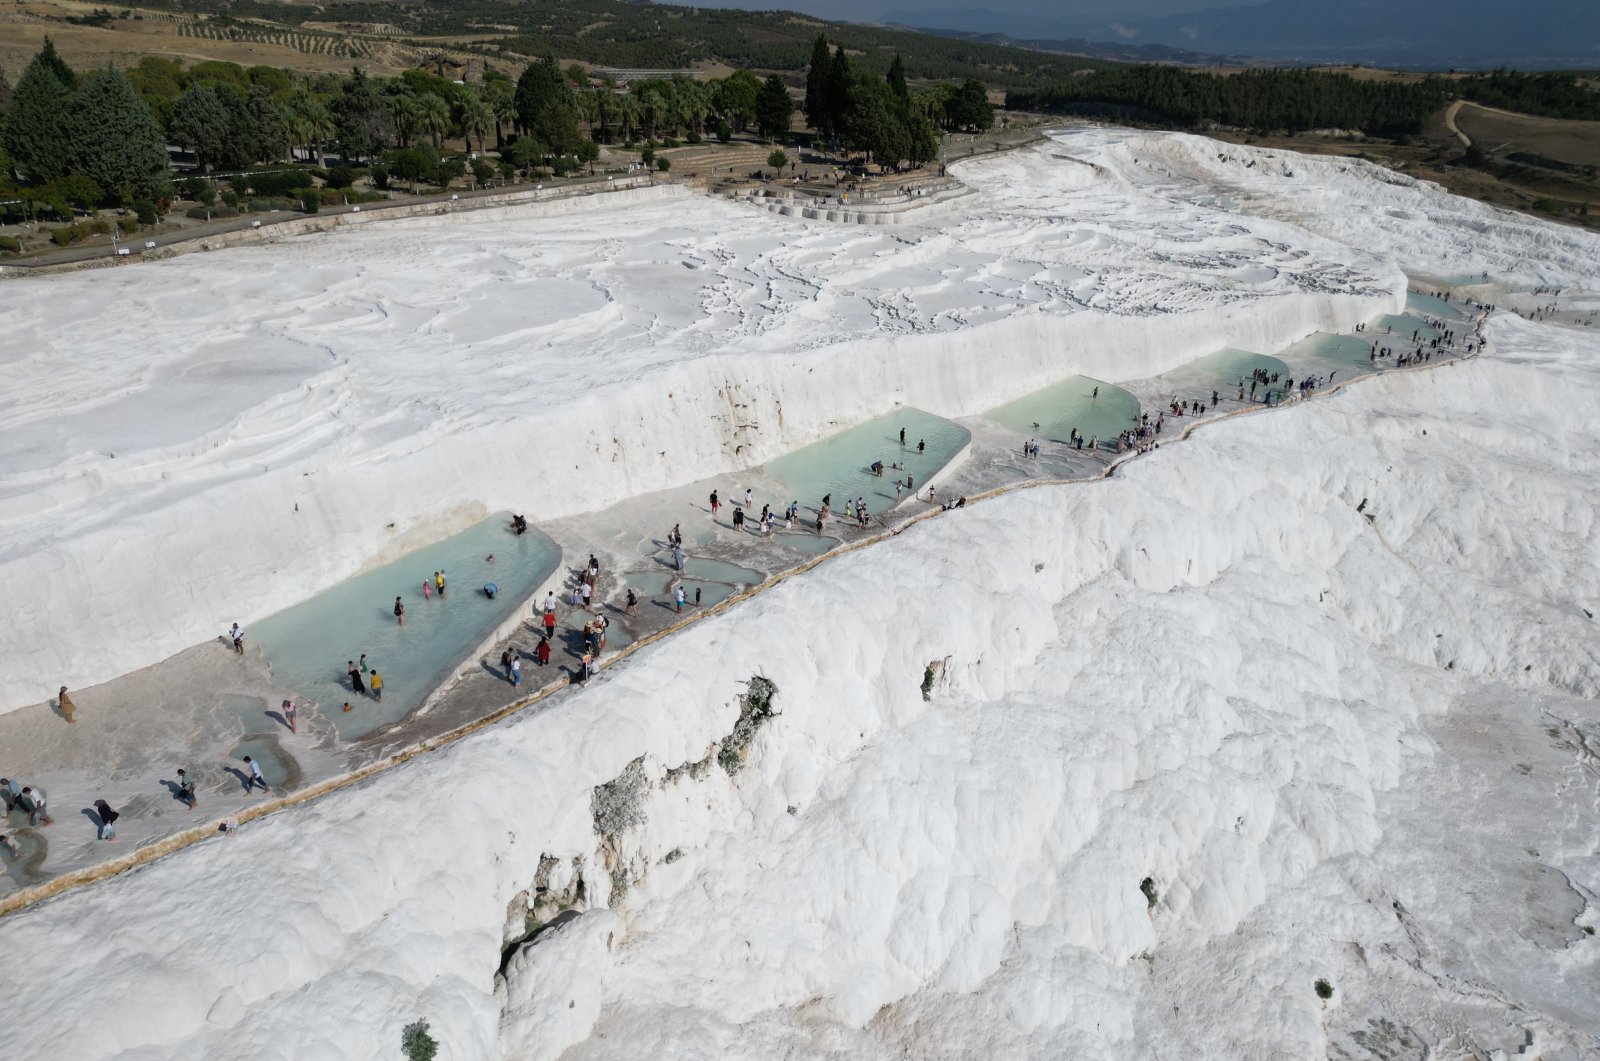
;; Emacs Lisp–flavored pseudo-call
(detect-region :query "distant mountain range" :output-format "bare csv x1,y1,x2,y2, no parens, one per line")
869,0,1600,69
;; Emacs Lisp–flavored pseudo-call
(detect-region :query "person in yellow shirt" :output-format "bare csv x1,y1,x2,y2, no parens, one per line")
369,670,384,701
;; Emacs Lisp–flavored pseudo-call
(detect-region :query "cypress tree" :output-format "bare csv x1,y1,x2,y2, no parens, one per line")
804,35,831,134
5,39,76,183
70,67,171,201
824,47,850,141
887,54,909,109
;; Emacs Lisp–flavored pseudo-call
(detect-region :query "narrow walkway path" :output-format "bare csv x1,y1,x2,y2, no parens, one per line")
1444,100,1472,150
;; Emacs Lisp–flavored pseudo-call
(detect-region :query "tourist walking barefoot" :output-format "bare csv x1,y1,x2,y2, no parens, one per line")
535,636,551,667
281,699,297,734
709,489,720,518
370,670,384,702
348,660,366,696
93,799,119,841
510,657,522,687
242,756,270,795
57,686,76,725
0,833,18,858
626,588,638,616
177,768,199,810
230,623,245,654
394,596,405,626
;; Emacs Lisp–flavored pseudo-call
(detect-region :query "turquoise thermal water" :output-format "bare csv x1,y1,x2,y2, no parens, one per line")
1406,291,1465,320
251,514,561,741
985,377,1139,447
762,407,970,515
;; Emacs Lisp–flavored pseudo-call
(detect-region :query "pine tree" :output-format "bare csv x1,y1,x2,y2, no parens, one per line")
756,75,793,141
169,83,232,172
336,68,387,163
34,36,76,90
70,67,171,201
804,35,831,135
5,39,76,183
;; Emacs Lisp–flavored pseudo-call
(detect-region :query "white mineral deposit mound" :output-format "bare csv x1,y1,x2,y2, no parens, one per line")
0,131,1596,1060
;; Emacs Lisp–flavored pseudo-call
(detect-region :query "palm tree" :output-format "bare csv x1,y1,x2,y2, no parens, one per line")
575,90,600,139
288,88,335,167
637,87,666,140
485,80,516,149
459,93,494,155
418,93,452,150
614,93,641,143
678,79,711,138
388,92,419,148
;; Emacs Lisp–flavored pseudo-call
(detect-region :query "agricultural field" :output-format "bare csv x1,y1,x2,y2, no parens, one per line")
1452,100,1600,168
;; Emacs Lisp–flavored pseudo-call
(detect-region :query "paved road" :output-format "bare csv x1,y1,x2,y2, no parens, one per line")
3,175,632,271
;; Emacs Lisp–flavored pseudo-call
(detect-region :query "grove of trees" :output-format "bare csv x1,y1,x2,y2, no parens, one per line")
1007,67,1448,137
799,36,990,171
0,34,997,234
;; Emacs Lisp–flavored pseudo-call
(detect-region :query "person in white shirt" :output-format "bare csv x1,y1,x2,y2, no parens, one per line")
242,756,270,795
229,623,244,654
21,786,50,826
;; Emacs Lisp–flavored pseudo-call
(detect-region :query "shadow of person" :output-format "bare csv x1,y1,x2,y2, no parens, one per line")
266,710,289,731
224,767,251,794
158,778,187,804
81,806,106,835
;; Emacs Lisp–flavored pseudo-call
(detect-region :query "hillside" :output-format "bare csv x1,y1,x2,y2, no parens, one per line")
0,0,1107,86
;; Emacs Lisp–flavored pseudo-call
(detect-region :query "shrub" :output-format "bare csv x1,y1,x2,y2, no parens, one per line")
1139,877,1158,908
180,176,208,200
50,226,74,247
221,190,239,208
640,146,655,165
661,137,679,148
401,1020,438,1061
716,121,731,143
656,157,671,172
120,217,140,234
320,187,344,206
325,165,356,189
687,130,702,144
185,205,212,220
244,169,313,197
471,157,496,184
0,236,21,253
437,157,466,187
767,149,788,171
497,159,517,181
369,162,391,190
1314,979,1334,1000
299,194,319,214
134,198,158,225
